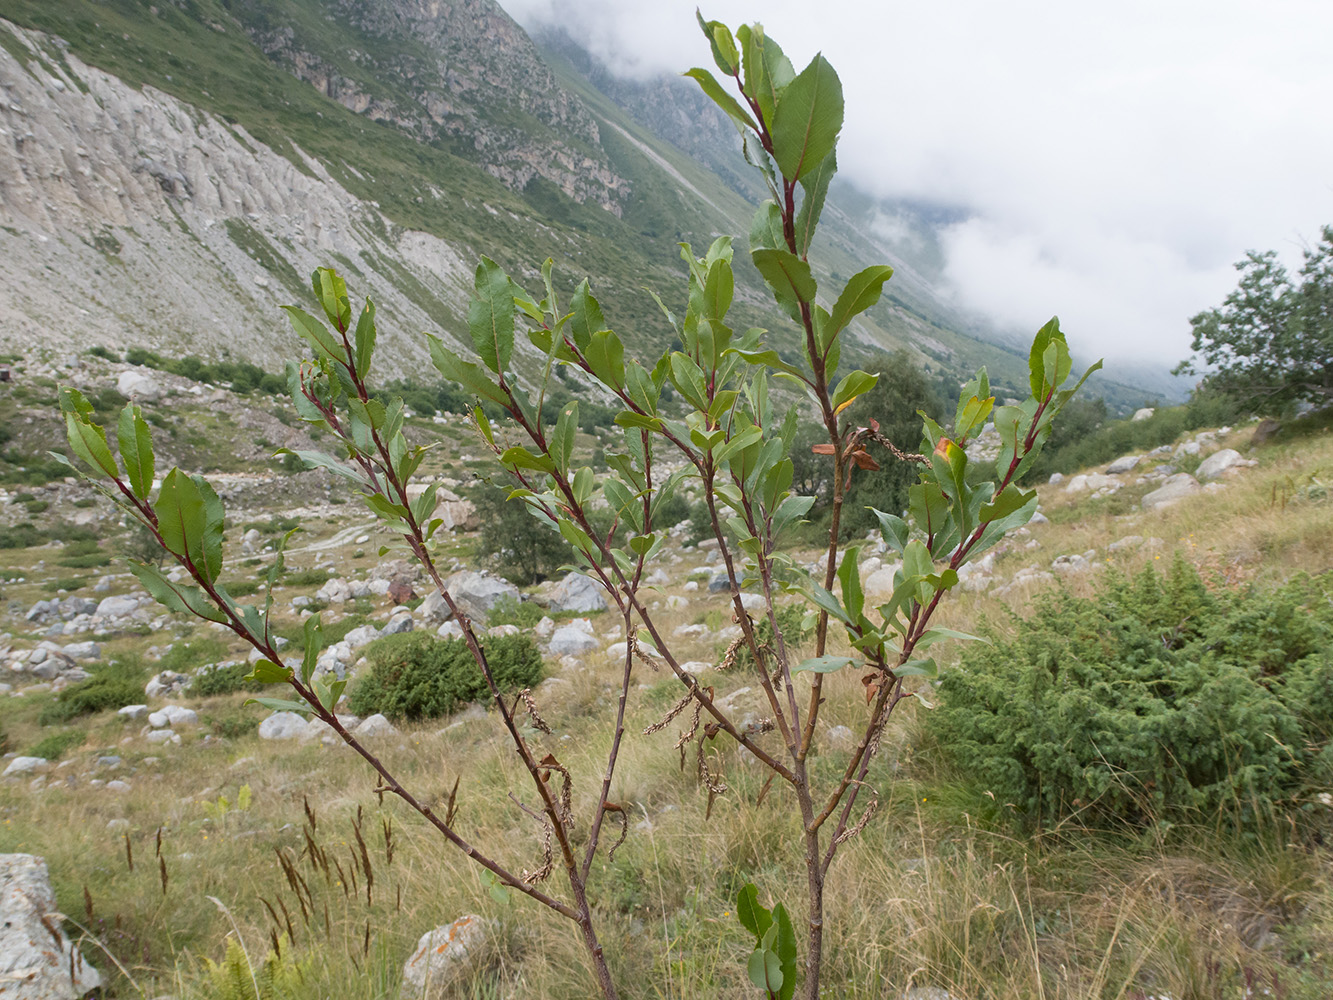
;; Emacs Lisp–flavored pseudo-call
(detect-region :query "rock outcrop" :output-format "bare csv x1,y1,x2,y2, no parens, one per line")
0,854,101,999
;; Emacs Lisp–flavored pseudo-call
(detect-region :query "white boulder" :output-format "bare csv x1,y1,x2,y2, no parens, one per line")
117,369,163,402
0,855,102,998
400,915,491,998
1195,448,1245,480
258,712,308,740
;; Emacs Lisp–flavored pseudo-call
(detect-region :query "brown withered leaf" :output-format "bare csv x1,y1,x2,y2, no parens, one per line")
811,443,837,455
850,449,880,471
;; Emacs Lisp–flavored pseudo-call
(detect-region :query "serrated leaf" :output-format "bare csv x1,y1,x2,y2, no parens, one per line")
585,329,625,389
748,949,784,993
155,469,224,585
569,279,605,352
837,545,864,622
63,406,118,480
738,22,795,126
426,335,509,407
915,626,989,649
772,903,798,1000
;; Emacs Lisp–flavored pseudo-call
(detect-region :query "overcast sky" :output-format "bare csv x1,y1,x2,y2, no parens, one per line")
502,0,1333,369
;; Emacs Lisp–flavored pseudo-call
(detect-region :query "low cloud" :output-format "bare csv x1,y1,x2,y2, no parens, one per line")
504,0,1333,369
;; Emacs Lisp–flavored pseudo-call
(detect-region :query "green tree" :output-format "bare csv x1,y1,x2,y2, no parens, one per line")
1177,226,1333,415
471,480,573,584
838,351,943,538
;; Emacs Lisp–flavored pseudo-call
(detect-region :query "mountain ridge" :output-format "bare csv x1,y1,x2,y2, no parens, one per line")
0,0,1170,408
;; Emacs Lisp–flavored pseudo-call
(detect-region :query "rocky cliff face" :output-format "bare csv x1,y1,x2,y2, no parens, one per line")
0,18,472,371
238,0,631,214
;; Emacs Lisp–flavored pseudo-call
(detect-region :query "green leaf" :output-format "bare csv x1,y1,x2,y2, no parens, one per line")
830,370,879,415
277,449,369,487
824,266,894,349
915,626,989,649
62,400,118,480
804,581,852,625
282,306,343,363
246,660,293,685
751,249,816,320
569,279,605,352
500,446,556,474
311,267,351,331
702,258,734,323
837,545,864,622
155,469,224,585
792,654,857,674
769,53,843,181
748,950,783,993
895,657,938,679
771,903,798,1000
116,403,155,500
683,67,758,132
353,298,377,381
585,330,625,389
873,510,910,555
738,23,795,127
902,538,933,581
244,697,311,715
128,561,227,623
1027,316,1070,398
469,256,517,374
426,335,510,407
696,12,740,75
714,425,764,465
551,402,578,472
793,149,836,256
749,201,785,253
980,483,1035,523
736,884,772,940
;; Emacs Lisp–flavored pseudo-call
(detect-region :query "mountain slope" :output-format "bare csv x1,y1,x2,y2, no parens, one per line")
0,0,1166,408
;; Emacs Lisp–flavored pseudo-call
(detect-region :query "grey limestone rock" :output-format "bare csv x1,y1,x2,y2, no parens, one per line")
0,854,102,998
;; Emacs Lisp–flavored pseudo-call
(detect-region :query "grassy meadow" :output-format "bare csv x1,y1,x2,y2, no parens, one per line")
1,404,1332,999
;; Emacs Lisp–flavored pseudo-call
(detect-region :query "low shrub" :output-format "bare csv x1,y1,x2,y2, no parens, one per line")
486,594,545,629
159,638,230,674
0,523,44,549
928,558,1333,830
348,631,543,721
25,729,86,761
190,663,263,698
40,659,146,724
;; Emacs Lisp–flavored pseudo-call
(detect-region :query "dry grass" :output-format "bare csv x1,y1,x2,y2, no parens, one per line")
3,421,1333,998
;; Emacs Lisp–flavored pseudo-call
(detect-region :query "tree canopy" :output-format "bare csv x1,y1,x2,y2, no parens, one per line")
1177,225,1333,415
